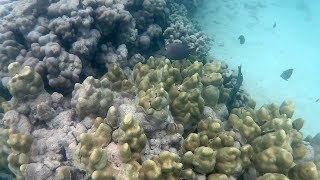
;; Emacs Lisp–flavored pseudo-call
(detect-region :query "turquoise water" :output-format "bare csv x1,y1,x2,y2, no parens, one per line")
196,0,320,136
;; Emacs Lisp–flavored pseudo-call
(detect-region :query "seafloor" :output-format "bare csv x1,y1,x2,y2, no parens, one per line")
0,0,319,180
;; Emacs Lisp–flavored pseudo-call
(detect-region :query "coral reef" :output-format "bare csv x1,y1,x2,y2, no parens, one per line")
7,62,44,101
71,76,114,119
0,0,319,180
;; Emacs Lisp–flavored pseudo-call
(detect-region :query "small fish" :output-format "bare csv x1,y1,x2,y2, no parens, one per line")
238,35,245,44
316,98,319,102
261,129,276,135
280,68,293,81
165,42,189,60
273,22,277,28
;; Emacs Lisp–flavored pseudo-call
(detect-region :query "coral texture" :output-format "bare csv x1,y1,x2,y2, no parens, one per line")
0,0,319,180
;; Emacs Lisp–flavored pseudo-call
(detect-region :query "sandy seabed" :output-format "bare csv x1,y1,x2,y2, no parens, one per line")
197,0,320,136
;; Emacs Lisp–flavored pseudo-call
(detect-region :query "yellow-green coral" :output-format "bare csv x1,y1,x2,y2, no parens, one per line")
171,59,192,72
180,168,196,180
3,55,311,180
202,85,220,107
197,118,222,143
71,76,114,118
134,57,216,132
55,166,71,180
133,57,182,92
137,151,192,179
256,100,296,130
170,88,204,130
170,73,204,130
7,62,44,100
138,85,170,121
192,146,216,174
240,144,254,168
118,114,147,161
179,73,202,92
73,117,118,179
279,100,295,118
152,151,183,179
105,106,119,129
228,113,261,142
203,61,222,73
215,147,242,175
314,157,320,177
101,63,133,92
288,129,304,146
166,122,184,134
230,107,256,122
1,100,12,113
92,167,117,180
208,173,228,180
5,129,32,180
256,103,281,125
207,63,237,107
257,173,289,180
7,129,32,153
288,162,319,180
182,151,194,168
74,118,112,173
255,146,293,174
208,131,236,149
139,159,162,180
201,61,223,87
8,153,29,180
180,61,203,78
251,130,290,153
292,142,308,160
218,87,230,103
182,133,200,153
119,143,133,163
260,116,293,133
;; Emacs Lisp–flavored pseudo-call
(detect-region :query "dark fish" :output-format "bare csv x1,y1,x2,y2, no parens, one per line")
227,65,243,111
316,98,319,102
238,35,245,44
0,81,12,100
280,68,293,81
59,146,68,161
273,22,277,28
165,42,189,60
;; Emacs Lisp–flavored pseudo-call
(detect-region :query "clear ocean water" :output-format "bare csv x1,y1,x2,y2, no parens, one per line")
196,0,320,136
